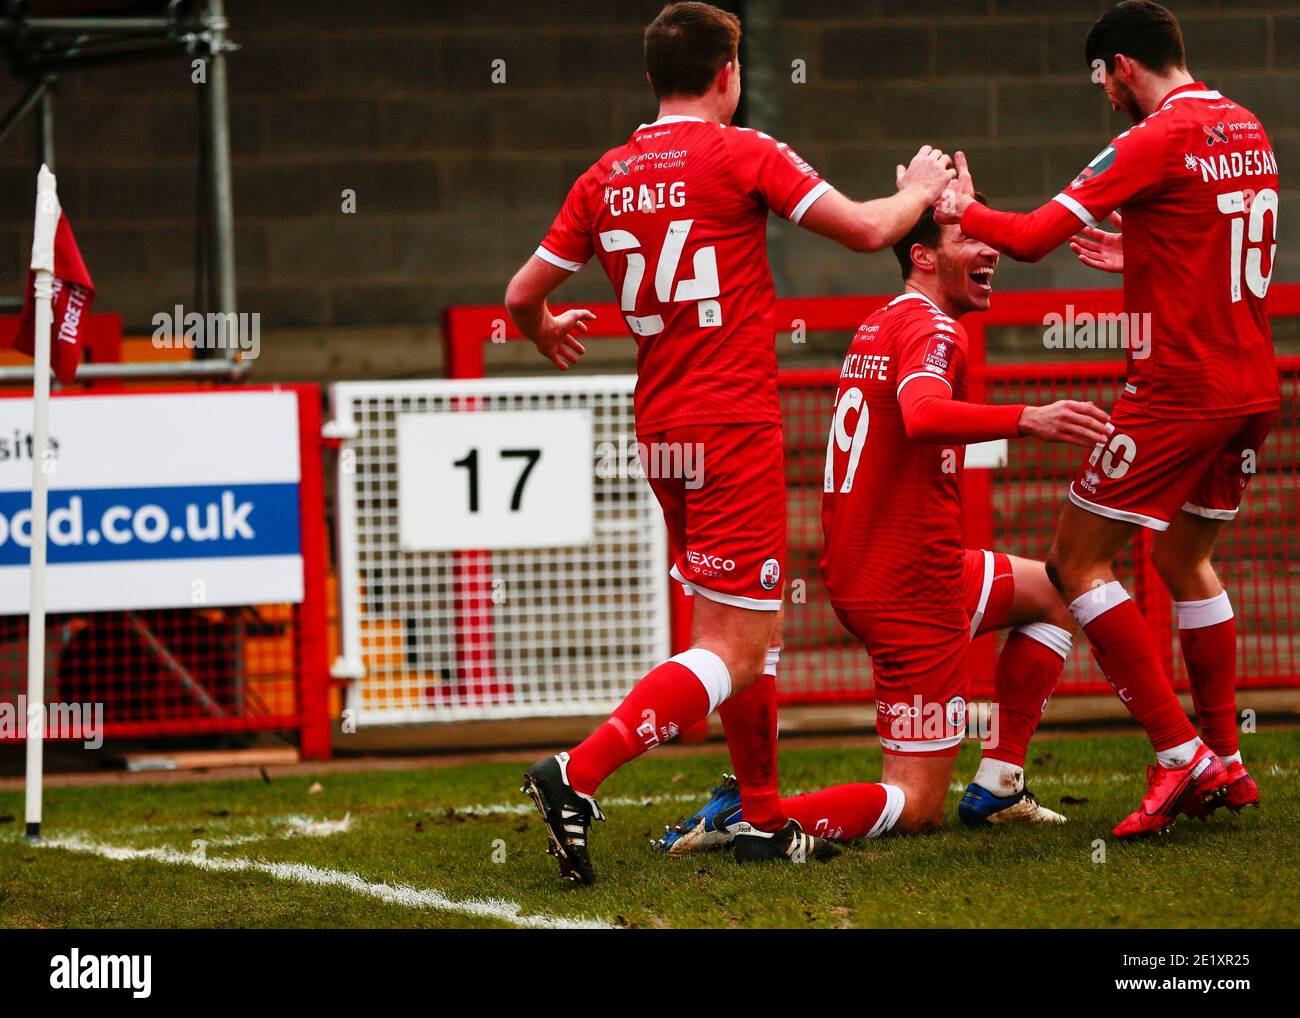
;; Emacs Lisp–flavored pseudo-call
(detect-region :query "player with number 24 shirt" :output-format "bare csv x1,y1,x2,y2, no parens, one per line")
505,1,955,883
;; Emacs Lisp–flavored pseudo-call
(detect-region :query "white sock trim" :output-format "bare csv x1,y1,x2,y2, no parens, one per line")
1068,580,1130,629
1176,591,1233,630
974,757,1024,797
1155,736,1202,769
1013,622,1073,660
670,647,732,714
868,784,906,838
764,646,781,677
1221,751,1242,766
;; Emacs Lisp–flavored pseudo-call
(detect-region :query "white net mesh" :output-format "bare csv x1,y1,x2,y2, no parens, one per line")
330,376,669,724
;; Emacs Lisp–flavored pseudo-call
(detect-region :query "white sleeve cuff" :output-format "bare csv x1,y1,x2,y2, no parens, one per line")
534,245,585,272
788,180,833,224
1052,192,1098,228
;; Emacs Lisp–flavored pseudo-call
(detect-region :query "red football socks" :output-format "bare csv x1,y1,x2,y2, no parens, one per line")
779,782,903,840
1069,581,1198,752
565,649,729,797
718,669,784,832
983,623,1071,768
1177,592,1239,758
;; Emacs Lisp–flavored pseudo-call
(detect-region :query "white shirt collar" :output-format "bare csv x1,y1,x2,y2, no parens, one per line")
1163,88,1223,104
889,291,943,313
636,114,706,130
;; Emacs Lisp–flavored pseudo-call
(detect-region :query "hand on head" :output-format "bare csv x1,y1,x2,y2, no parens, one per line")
931,150,974,225
895,145,956,201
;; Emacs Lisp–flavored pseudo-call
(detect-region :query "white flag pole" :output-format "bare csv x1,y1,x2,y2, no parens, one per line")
24,164,59,844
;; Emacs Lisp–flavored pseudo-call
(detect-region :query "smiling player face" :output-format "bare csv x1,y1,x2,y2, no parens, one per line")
933,224,1000,315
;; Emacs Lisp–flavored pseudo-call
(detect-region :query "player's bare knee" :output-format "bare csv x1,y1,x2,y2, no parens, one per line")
895,811,943,835
1154,556,1218,603
1043,551,1067,596
889,781,945,834
710,638,767,692
1044,545,1099,601
725,659,763,694
1040,593,1074,631
894,801,943,835
1014,556,1074,628
1150,539,1179,581
741,644,769,685
1151,538,1208,585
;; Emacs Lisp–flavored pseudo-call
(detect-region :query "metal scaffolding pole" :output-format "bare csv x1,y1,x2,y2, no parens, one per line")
35,80,54,172
0,77,48,150
200,0,237,362
0,2,240,345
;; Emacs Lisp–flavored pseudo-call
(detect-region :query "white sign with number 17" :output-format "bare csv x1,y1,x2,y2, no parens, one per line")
397,409,594,551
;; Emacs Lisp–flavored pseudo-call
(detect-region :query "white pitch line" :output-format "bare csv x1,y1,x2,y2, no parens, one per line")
40,835,616,931
192,813,356,848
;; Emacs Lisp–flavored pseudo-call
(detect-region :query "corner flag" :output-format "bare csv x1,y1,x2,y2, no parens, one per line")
22,164,64,842
8,197,95,384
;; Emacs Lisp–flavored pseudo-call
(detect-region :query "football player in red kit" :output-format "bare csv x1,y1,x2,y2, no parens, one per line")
655,168,1112,852
936,1,1280,836
504,2,956,882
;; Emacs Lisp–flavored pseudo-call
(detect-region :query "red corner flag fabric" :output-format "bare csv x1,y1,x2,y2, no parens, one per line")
10,213,95,383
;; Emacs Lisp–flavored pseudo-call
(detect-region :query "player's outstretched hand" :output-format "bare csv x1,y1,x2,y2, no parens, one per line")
536,308,593,370
952,150,975,197
896,145,955,201
1019,399,1112,447
932,184,973,226
1069,211,1123,274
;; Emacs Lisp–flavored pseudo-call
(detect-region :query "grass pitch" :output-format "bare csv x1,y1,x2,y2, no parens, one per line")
1,729,1297,929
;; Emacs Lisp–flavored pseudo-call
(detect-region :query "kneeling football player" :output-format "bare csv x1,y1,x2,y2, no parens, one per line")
656,160,1113,852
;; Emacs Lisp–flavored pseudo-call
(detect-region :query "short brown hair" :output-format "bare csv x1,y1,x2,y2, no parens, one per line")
1085,1,1185,74
644,2,741,100
892,192,988,280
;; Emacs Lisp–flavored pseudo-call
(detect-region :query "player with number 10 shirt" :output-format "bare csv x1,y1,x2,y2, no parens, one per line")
936,0,1281,837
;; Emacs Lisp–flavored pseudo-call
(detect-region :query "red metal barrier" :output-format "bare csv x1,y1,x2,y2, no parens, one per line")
445,285,1300,703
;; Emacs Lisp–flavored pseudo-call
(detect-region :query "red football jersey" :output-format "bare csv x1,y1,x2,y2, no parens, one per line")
820,292,970,611
537,115,829,432
1053,83,1280,418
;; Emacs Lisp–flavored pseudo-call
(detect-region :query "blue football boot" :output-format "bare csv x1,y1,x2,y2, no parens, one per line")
959,782,1066,827
651,774,745,855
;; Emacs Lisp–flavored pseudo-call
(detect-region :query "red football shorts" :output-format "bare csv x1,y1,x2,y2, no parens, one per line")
835,550,1014,756
1069,403,1278,531
640,421,786,611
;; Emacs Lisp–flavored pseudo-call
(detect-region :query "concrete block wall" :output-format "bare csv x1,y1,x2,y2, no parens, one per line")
0,0,1291,379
